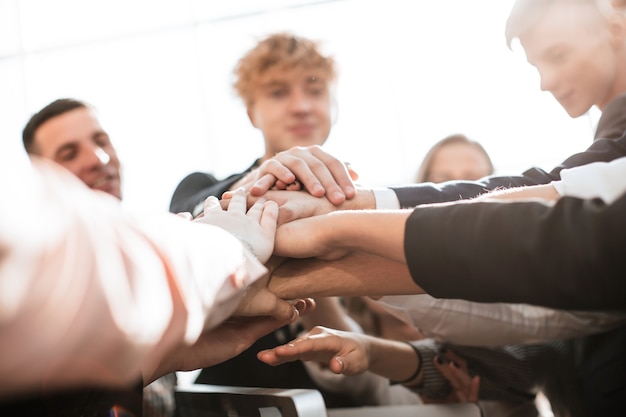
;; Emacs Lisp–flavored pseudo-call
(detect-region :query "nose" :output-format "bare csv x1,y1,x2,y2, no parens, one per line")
86,145,110,166
288,89,312,113
95,147,110,164
538,68,557,93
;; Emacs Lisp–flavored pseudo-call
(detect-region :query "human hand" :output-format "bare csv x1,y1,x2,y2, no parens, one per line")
422,348,480,404
273,214,351,260
194,188,278,263
148,315,296,383
257,326,372,376
233,271,316,321
224,145,356,206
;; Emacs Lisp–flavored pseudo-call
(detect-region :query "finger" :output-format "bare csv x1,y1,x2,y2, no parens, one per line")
203,196,222,212
284,180,303,191
260,200,279,232
469,376,480,403
245,198,267,222
434,356,474,398
294,298,317,316
175,212,193,221
280,153,330,199
219,198,230,210
310,146,356,201
227,188,247,213
264,297,300,323
257,349,283,365
273,180,289,190
440,348,468,371
330,356,345,374
345,162,359,181
250,163,296,196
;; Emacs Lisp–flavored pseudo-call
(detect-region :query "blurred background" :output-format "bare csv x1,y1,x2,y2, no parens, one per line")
1,0,596,212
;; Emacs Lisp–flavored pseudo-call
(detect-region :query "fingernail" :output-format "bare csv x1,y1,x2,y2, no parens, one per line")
295,300,306,313
312,184,325,195
335,356,344,370
332,191,345,201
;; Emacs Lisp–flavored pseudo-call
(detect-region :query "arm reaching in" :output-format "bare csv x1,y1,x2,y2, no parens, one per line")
257,326,422,383
0,159,307,398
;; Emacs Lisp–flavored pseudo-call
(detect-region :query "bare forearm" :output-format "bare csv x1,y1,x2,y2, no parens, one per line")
268,252,423,300
368,337,423,385
333,210,409,261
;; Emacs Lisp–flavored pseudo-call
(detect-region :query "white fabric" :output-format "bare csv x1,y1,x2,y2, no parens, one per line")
372,187,401,209
0,158,266,398
377,294,626,346
552,156,626,204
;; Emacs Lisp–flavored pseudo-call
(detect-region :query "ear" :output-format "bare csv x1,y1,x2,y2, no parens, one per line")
330,96,339,125
607,13,626,48
247,106,258,128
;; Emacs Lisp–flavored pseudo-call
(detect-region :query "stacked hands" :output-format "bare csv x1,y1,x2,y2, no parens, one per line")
185,145,478,403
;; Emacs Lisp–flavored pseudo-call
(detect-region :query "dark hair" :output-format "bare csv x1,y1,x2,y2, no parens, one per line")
22,98,89,154
415,133,494,182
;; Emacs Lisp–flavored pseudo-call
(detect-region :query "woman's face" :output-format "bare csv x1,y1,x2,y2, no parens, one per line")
427,143,492,183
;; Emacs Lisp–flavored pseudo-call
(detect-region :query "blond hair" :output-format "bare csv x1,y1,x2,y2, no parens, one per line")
233,33,336,107
505,0,615,48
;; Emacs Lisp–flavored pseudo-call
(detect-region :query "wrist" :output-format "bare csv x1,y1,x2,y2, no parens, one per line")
324,211,354,250
341,188,376,210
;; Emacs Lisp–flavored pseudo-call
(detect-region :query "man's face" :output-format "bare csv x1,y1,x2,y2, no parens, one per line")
32,107,122,199
247,67,333,156
520,3,621,116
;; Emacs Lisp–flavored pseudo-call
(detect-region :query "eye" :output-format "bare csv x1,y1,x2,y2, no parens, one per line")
57,147,78,162
547,49,568,64
94,133,111,147
268,88,288,98
307,86,325,96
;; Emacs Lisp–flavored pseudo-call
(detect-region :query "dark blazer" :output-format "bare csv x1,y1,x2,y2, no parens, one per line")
594,93,626,140
405,193,626,311
169,160,260,214
391,130,626,208
404,193,626,416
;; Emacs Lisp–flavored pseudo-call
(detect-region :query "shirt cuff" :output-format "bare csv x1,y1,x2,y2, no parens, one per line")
372,188,401,209
192,201,205,217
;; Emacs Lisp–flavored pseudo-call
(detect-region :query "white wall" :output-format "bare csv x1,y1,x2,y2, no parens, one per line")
0,0,595,212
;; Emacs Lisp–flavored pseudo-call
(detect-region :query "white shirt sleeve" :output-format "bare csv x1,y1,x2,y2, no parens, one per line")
372,187,401,209
551,156,626,204
0,158,265,398
377,294,626,346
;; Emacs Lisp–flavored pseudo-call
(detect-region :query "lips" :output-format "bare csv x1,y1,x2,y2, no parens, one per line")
88,172,120,195
289,124,317,136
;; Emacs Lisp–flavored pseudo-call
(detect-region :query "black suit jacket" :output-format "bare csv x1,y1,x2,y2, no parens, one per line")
168,162,257,214
405,193,626,311
404,193,626,416
391,129,626,208
594,93,626,140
